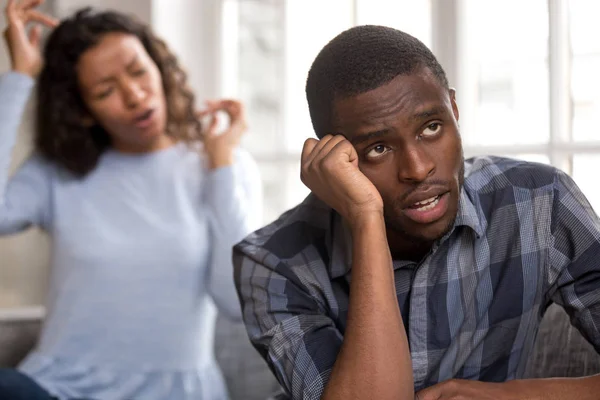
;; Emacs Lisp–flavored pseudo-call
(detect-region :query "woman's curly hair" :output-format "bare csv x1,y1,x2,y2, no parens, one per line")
36,8,202,177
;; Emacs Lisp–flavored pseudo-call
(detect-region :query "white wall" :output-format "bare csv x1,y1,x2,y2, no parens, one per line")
152,0,223,99
54,0,151,22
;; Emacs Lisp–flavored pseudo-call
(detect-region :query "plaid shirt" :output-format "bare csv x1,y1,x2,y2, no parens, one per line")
233,156,600,399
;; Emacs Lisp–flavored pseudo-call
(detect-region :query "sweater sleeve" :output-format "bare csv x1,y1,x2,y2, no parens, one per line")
203,148,263,319
0,72,52,234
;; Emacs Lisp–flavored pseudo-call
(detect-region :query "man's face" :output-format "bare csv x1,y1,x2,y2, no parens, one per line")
331,68,464,243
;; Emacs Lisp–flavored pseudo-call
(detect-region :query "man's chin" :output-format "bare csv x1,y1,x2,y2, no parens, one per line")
384,214,456,244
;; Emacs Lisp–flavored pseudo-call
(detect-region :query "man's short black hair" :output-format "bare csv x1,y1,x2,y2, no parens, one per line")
305,25,449,138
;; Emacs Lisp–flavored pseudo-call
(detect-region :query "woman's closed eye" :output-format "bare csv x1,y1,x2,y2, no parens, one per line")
95,87,114,99
132,68,146,77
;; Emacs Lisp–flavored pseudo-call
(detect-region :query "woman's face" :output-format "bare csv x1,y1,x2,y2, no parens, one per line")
76,32,170,153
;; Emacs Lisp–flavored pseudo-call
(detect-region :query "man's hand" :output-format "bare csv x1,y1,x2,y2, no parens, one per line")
418,375,600,400
416,379,520,400
301,134,383,223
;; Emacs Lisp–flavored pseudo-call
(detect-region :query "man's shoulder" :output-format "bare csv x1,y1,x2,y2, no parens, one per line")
465,156,560,193
234,194,333,270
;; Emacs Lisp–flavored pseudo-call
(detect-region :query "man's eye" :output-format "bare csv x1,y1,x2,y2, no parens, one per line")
366,144,390,159
422,123,442,137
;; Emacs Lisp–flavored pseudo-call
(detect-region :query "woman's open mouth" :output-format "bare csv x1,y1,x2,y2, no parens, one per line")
133,109,155,129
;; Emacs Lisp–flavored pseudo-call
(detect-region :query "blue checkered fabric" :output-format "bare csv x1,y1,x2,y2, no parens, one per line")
234,156,600,399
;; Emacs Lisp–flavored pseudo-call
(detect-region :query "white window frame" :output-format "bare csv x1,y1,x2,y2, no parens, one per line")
435,0,600,172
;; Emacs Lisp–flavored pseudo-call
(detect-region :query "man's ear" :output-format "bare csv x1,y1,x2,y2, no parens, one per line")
449,88,459,122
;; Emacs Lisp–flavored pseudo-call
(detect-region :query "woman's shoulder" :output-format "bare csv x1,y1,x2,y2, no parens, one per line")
15,152,58,179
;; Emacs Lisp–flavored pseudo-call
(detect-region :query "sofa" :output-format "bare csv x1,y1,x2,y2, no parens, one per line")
0,304,598,399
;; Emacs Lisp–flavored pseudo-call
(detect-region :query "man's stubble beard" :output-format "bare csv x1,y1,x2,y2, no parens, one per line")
383,157,465,244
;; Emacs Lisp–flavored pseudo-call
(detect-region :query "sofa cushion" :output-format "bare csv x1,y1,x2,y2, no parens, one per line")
215,316,281,400
524,304,600,378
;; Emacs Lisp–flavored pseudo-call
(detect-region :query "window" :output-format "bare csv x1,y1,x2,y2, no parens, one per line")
222,0,600,223
460,0,550,148
459,0,600,212
570,0,600,143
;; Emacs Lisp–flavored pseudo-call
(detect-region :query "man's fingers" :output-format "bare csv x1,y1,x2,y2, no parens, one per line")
314,134,347,163
302,134,336,166
414,388,439,400
324,138,358,168
301,138,319,165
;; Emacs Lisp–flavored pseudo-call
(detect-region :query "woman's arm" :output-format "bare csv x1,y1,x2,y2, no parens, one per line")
0,72,52,235
204,148,262,319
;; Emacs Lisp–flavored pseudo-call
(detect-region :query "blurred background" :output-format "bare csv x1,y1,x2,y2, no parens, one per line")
0,0,599,324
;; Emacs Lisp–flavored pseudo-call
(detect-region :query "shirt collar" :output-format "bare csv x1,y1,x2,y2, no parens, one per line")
454,186,484,239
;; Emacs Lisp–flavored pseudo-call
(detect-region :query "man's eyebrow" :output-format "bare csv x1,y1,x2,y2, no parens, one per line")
411,106,446,122
345,105,447,145
350,129,391,145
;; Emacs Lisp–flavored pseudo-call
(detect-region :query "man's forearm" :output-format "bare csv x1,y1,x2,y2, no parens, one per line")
322,212,413,400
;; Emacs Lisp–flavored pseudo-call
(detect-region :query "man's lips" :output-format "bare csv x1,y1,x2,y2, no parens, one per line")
407,194,442,209
402,188,449,210
402,192,450,224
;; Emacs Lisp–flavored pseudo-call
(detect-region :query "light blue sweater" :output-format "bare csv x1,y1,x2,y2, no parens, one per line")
0,72,262,400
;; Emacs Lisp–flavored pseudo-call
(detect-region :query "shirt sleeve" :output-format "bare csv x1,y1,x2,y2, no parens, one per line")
0,72,52,234
204,148,263,319
233,244,343,400
548,169,600,350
